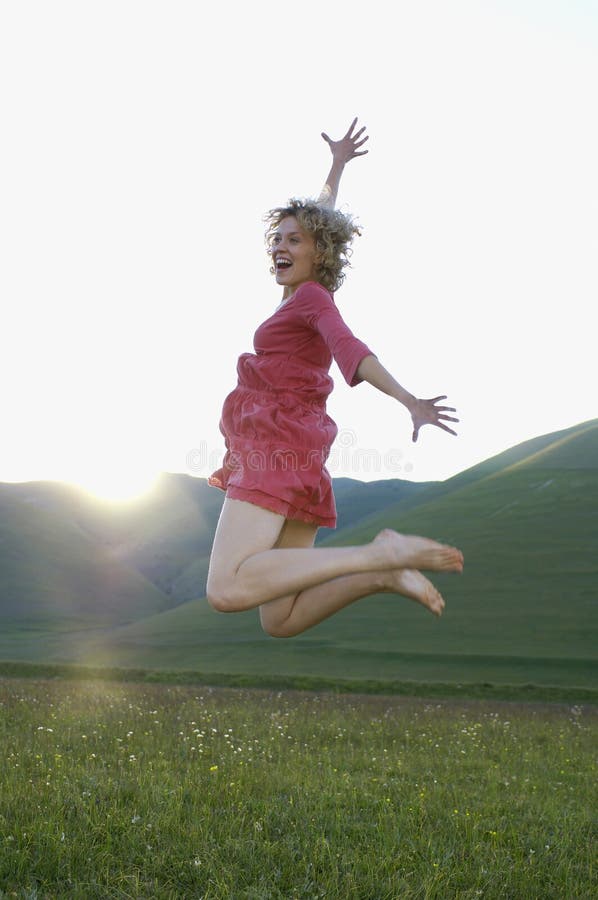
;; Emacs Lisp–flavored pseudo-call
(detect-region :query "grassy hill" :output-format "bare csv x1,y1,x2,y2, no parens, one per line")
327,417,598,540
0,488,171,627
1,419,596,690
0,473,416,611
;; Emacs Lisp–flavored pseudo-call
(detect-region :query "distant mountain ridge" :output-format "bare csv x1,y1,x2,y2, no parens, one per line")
1,418,596,687
325,417,598,543
0,470,425,622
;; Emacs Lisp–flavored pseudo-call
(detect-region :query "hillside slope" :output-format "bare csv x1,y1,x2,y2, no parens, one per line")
1,420,596,688
0,491,171,626
327,418,598,541
71,421,598,687
0,474,417,615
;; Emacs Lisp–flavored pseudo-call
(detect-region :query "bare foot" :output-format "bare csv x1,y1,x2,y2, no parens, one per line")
382,568,446,616
372,529,463,573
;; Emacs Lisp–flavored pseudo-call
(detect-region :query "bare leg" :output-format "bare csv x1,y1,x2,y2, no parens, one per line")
260,520,445,637
207,498,462,614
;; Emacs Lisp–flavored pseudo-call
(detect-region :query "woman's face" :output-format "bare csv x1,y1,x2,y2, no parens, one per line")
270,216,318,298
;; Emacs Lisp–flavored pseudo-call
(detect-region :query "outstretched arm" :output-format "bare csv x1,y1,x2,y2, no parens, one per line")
317,117,369,209
356,355,459,443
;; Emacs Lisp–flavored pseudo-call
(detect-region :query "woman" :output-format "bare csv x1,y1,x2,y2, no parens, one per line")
207,119,463,637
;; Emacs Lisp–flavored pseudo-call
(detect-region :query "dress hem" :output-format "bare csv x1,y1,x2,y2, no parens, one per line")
219,484,336,529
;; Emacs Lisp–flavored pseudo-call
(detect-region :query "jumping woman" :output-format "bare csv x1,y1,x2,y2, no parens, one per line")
207,119,463,637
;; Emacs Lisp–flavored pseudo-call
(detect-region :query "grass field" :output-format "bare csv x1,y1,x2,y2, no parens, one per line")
0,677,595,899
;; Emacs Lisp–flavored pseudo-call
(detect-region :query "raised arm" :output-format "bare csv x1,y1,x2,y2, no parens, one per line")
356,355,459,443
317,117,369,209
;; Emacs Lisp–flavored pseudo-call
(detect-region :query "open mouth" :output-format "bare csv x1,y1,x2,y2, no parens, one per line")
275,257,292,271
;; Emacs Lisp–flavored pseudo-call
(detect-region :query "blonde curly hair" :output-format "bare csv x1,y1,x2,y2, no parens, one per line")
264,198,361,293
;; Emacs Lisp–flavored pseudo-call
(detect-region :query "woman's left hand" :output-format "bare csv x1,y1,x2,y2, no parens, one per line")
410,396,459,443
321,117,369,165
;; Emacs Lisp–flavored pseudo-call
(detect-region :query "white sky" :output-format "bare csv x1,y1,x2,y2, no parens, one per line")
1,0,596,498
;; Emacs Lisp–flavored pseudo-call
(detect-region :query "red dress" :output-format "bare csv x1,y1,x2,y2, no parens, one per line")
209,281,374,528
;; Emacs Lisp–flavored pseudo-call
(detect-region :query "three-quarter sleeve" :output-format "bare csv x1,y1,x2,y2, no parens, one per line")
295,282,375,386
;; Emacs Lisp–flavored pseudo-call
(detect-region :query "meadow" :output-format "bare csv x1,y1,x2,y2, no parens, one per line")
0,677,595,899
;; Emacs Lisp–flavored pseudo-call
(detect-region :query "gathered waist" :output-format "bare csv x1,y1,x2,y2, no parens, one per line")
235,352,333,404
233,383,326,410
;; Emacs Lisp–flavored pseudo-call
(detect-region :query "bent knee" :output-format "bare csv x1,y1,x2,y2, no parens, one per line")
207,590,231,613
206,587,236,613
206,578,249,613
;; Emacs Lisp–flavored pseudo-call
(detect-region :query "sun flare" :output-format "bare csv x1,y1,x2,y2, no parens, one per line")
74,468,159,503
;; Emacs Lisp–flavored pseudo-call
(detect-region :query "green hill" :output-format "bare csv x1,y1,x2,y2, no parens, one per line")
0,472,417,612
0,474,223,612
1,420,596,689
327,418,598,540
0,488,171,627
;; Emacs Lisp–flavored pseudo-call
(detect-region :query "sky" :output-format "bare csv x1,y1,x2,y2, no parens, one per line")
1,0,596,499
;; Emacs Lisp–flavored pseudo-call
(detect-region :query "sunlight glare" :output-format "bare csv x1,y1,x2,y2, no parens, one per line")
73,468,159,502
